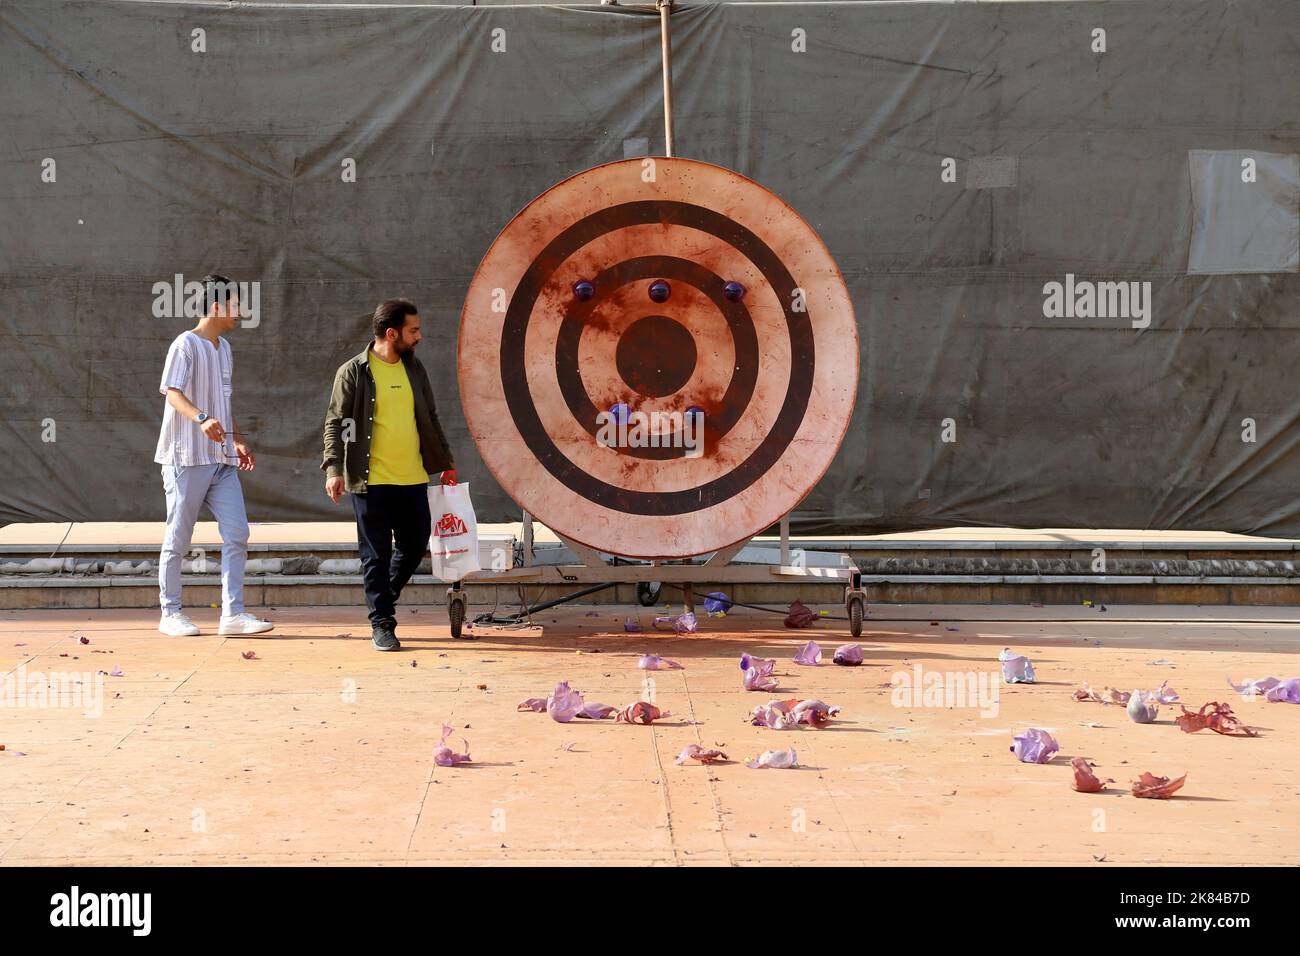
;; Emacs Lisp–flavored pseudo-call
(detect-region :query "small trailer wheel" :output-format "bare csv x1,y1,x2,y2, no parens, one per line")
848,595,864,638
449,593,469,640
636,581,662,607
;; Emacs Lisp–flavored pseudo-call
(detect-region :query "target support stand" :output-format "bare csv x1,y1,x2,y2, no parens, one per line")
444,509,865,640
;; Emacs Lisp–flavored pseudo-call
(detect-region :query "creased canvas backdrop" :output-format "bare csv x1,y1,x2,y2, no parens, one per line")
2,0,1298,536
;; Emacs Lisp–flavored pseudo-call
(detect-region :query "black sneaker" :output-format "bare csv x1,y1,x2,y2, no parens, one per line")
372,624,400,651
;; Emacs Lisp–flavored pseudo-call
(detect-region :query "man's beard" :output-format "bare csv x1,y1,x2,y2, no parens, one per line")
396,338,417,355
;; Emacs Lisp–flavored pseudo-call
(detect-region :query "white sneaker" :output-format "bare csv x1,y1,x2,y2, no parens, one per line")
218,612,274,636
159,612,200,637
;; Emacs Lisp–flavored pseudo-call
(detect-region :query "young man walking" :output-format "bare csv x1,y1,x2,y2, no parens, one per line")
155,274,274,637
322,299,456,651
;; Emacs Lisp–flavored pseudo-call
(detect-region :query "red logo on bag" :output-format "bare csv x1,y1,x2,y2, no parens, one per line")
435,512,467,537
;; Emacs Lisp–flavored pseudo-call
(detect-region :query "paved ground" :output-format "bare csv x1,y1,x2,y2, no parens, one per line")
1,603,1296,865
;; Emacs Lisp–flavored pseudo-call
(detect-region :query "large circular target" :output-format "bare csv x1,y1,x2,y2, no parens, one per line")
457,157,858,560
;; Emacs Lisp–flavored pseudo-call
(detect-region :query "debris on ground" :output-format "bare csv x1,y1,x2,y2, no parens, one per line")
793,640,822,666
1175,701,1259,737
1011,728,1060,764
476,683,488,690
517,698,546,712
750,698,841,730
547,681,586,722
576,702,617,720
1127,690,1159,723
703,592,732,615
623,618,642,633
614,701,670,724
1148,658,1175,666
1071,757,1114,792
784,600,818,628
1131,772,1186,799
109,666,123,677
998,648,1036,683
1228,676,1300,703
741,653,780,691
433,724,472,767
79,636,90,645
638,654,683,670
745,748,799,769
653,611,698,634
1152,680,1180,703
241,651,257,660
1073,683,1106,703
832,643,863,666
675,744,728,764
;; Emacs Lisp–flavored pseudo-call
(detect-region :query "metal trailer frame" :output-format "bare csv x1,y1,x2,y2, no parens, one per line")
444,510,866,639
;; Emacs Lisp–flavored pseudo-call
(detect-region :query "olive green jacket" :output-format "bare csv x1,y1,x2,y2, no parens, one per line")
321,345,455,493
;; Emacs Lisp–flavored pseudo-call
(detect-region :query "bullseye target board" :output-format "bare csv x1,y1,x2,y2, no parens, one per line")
457,157,858,560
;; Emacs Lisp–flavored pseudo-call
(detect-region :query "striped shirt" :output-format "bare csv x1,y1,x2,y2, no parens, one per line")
154,331,234,466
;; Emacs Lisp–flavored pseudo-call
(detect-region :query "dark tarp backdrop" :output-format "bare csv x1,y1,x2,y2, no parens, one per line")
1,0,1298,535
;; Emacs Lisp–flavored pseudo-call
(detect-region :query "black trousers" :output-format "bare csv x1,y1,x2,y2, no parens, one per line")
351,484,431,629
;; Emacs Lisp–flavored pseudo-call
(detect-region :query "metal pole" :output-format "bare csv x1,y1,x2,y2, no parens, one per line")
657,0,675,157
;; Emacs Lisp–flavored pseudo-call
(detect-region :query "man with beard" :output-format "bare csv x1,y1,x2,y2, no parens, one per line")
322,299,456,651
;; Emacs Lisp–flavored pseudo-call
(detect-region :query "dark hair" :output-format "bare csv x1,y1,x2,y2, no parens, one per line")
373,298,418,339
201,273,235,314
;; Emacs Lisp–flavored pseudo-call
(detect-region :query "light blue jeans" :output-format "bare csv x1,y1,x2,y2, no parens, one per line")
159,463,249,616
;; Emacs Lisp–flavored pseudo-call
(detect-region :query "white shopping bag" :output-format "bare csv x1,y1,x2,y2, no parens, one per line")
428,482,481,581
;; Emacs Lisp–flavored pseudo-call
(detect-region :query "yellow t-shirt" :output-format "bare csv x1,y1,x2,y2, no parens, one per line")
367,350,428,486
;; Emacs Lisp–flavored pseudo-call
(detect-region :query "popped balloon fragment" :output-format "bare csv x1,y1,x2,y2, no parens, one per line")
623,617,642,633
675,744,728,765
1011,728,1060,764
1153,680,1180,704
793,640,822,666
1131,772,1186,799
1072,683,1106,703
433,723,471,767
740,653,780,691
746,748,799,769
1127,690,1159,724
1175,701,1258,737
241,651,258,661
1229,676,1300,703
832,644,863,666
1071,757,1114,793
653,612,698,634
784,600,817,629
614,701,670,724
998,648,1036,684
517,697,547,712
638,654,683,670
750,698,841,730
576,702,617,720
702,592,732,615
546,681,585,723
